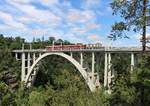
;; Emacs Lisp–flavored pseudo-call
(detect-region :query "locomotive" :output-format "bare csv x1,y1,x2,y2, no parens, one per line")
46,43,103,51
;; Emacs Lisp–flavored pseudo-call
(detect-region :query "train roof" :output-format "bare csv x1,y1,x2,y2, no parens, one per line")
46,44,85,47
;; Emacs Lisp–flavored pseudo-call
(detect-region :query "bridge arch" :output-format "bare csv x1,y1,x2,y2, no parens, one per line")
24,52,96,91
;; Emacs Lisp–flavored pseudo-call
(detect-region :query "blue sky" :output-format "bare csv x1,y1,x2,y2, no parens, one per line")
0,0,149,46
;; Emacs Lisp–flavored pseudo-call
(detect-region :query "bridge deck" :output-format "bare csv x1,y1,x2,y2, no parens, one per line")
12,47,150,53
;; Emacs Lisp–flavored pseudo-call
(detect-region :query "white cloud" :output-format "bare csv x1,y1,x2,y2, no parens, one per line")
86,23,100,30
9,0,59,5
67,9,96,23
87,34,101,41
0,11,26,29
132,33,141,40
70,23,100,35
63,33,85,43
72,27,87,34
84,0,101,8
9,0,31,4
39,0,59,6
132,33,150,45
17,17,34,24
8,0,61,25
0,0,102,44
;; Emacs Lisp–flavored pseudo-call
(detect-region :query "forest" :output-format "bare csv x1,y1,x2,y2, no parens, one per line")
0,0,150,105
0,34,150,106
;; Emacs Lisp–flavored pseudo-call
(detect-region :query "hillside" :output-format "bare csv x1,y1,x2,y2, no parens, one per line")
0,34,150,106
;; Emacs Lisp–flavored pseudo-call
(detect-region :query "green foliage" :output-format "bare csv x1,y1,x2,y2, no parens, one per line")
110,22,128,40
110,0,149,39
0,34,24,49
0,82,9,100
0,49,20,88
109,54,137,106
0,82,16,106
28,91,46,106
0,34,150,106
110,75,137,106
131,54,150,106
32,56,108,106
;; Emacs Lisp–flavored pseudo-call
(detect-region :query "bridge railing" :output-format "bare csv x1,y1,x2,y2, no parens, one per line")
12,46,150,53
104,46,142,51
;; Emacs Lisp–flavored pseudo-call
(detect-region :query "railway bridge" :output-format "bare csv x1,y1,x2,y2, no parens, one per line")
12,45,150,92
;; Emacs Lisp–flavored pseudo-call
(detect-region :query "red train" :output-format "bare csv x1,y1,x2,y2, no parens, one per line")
46,43,103,51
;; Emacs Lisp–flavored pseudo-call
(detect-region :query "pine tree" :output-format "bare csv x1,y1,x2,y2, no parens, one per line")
110,0,150,51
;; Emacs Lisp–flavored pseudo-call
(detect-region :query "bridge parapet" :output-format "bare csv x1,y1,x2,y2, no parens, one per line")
105,47,142,52
12,46,150,53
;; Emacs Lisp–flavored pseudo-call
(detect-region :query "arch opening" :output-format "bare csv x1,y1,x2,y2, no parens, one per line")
33,55,85,88
24,52,96,91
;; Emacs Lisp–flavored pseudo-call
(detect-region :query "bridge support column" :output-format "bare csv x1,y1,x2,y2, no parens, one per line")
92,52,95,75
70,52,73,57
104,52,112,90
27,53,31,71
15,53,18,60
33,53,36,62
104,53,108,87
21,53,25,82
131,53,135,73
32,53,36,76
80,52,83,67
108,53,112,90
29,53,38,86
28,53,33,87
39,53,42,57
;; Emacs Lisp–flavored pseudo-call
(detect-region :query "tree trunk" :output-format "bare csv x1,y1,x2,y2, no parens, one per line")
142,0,147,51
140,87,145,106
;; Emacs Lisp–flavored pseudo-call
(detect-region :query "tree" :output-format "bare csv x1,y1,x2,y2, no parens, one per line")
109,54,137,106
63,40,71,45
55,39,63,45
131,54,150,106
110,0,150,51
0,82,16,106
48,37,55,44
32,37,36,43
28,91,46,106
42,36,45,42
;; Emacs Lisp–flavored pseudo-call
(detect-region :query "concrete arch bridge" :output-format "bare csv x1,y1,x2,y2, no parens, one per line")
12,46,150,92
